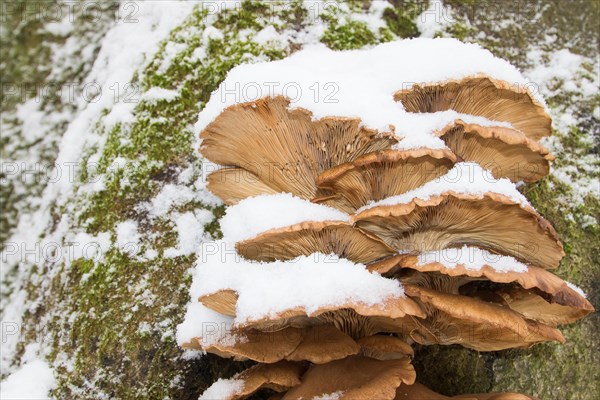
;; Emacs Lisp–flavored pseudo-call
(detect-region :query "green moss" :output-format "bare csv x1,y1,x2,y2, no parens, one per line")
382,3,421,39
321,19,377,50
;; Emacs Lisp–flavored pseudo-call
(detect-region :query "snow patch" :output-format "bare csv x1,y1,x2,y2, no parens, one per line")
220,193,349,243
0,359,56,400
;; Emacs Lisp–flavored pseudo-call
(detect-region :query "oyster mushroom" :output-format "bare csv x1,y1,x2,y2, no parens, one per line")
201,96,398,201
394,76,551,140
282,355,416,400
437,120,553,182
354,191,564,269
236,220,396,264
315,148,457,212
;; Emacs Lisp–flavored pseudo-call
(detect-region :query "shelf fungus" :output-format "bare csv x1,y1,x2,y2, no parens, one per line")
354,191,564,269
436,120,553,182
200,96,397,201
236,220,395,264
394,76,552,141
181,40,592,400
314,148,457,212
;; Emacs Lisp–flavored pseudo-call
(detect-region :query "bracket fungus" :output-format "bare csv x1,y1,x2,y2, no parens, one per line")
200,96,397,201
315,148,457,212
178,39,592,399
436,120,553,182
393,76,552,140
354,191,564,269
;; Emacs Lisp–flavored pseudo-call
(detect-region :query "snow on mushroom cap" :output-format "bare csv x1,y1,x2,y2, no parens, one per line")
176,301,236,347
357,162,531,212
196,38,543,149
190,246,404,324
417,245,529,274
220,193,350,243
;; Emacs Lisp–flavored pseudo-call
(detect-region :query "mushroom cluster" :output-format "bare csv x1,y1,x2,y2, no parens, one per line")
178,39,593,399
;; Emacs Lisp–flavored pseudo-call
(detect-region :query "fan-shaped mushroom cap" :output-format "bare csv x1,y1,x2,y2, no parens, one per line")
315,148,457,212
199,288,424,337
354,191,564,269
282,355,416,400
189,324,361,364
437,120,553,182
394,76,551,140
200,96,397,200
369,247,592,312
236,221,395,264
472,286,593,327
198,361,306,400
403,284,565,351
395,383,538,400
357,335,414,359
207,167,280,205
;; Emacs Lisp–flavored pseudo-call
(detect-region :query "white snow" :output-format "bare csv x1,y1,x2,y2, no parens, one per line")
141,87,181,104
165,210,214,257
115,220,141,256
417,0,453,39
417,245,529,273
313,391,345,400
190,249,404,324
196,38,545,149
220,193,349,243
0,359,56,400
146,184,199,218
176,302,235,347
566,282,588,299
358,162,530,212
198,378,245,400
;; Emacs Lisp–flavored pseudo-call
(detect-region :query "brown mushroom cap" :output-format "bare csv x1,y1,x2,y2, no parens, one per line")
185,324,360,364
199,288,425,339
353,192,564,269
369,253,592,312
469,285,593,327
437,120,553,182
314,148,457,212
393,76,551,140
403,284,565,351
200,96,398,200
282,355,416,400
199,361,306,400
236,220,396,264
207,167,280,205
357,334,414,359
395,383,538,400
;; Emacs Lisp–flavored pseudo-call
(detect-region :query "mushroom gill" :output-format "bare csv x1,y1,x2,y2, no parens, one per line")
437,120,553,182
207,167,280,205
369,252,593,313
403,283,565,351
200,96,398,200
393,76,551,140
236,220,396,264
314,148,457,212
353,192,564,269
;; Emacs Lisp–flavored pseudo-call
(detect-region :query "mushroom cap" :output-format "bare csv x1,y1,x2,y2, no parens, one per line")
437,120,553,182
369,252,592,312
393,76,551,140
207,167,280,205
199,288,425,335
199,361,306,400
187,324,360,364
314,148,457,212
282,355,416,400
469,285,594,327
395,383,538,400
357,335,414,359
403,284,565,351
236,220,396,264
200,96,397,200
353,191,564,269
